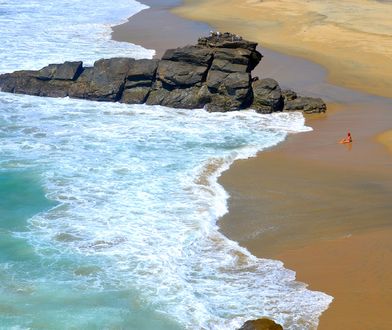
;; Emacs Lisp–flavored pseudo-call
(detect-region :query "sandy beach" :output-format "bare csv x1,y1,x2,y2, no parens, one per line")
174,0,392,99
112,1,392,328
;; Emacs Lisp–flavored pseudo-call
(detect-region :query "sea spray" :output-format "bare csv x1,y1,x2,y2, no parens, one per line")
0,0,333,328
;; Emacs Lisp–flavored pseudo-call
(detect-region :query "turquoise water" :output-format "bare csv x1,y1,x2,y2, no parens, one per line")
0,170,181,330
0,0,332,329
0,170,54,269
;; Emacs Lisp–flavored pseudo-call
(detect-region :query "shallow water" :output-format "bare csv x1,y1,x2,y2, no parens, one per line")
0,0,332,329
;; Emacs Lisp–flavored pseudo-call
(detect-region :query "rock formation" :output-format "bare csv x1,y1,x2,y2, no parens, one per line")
0,32,326,114
238,318,283,330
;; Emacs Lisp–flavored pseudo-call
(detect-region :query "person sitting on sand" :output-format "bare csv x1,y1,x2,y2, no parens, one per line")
340,131,353,144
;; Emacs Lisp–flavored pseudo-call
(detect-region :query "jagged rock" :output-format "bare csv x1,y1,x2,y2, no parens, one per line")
198,32,258,51
238,318,283,330
212,48,257,73
125,59,158,88
69,57,134,101
120,59,158,104
162,46,213,66
0,32,326,114
252,78,284,114
156,60,209,87
284,96,327,114
198,32,262,71
146,84,210,109
282,89,326,113
121,87,151,104
282,89,297,101
36,61,83,81
0,71,73,97
206,71,252,111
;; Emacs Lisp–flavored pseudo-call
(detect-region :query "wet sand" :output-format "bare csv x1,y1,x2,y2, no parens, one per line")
112,1,392,328
174,0,392,98
112,0,210,58
218,102,392,329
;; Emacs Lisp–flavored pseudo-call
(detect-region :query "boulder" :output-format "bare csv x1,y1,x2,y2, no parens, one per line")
251,78,284,114
162,46,213,66
198,32,262,71
212,48,258,73
125,59,158,88
198,32,258,51
0,71,72,97
282,89,297,101
121,87,151,104
284,96,327,114
206,70,252,111
36,61,83,81
69,58,134,101
146,84,210,109
156,60,209,88
238,318,283,330
120,59,158,104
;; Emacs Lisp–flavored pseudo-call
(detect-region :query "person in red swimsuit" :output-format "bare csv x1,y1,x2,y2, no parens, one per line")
340,131,352,144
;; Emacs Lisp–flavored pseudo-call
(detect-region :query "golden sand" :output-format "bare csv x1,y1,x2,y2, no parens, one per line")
277,228,392,330
218,102,392,328
174,0,392,98
377,130,392,153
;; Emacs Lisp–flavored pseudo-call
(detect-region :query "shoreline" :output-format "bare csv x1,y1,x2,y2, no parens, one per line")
111,1,392,329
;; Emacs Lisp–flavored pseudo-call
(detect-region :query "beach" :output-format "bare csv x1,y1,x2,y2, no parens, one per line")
112,0,392,329
2,1,332,328
174,0,392,99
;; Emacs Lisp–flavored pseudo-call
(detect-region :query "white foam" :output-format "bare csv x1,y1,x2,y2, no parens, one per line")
0,93,331,329
0,0,154,73
0,0,332,328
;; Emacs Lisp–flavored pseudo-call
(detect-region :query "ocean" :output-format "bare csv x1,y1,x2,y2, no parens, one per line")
0,0,332,329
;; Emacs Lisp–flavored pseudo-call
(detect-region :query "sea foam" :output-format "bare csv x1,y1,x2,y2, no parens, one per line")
0,0,332,329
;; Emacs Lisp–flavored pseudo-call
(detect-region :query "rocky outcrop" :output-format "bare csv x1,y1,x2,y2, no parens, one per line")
282,89,327,114
251,80,326,114
251,78,284,114
238,318,283,330
0,32,326,114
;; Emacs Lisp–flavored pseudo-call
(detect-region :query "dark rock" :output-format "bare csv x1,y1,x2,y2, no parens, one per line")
198,32,258,51
121,87,151,104
206,70,252,111
120,59,158,103
162,46,213,66
69,58,134,101
0,32,327,114
0,70,72,97
282,89,297,101
0,71,33,94
146,85,209,109
156,60,209,87
213,48,260,72
67,67,94,99
36,61,83,81
125,59,158,88
284,96,327,114
252,78,284,114
238,318,283,330
211,58,248,73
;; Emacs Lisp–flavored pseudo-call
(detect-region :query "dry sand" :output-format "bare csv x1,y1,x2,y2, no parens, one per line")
174,0,392,98
112,1,392,328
